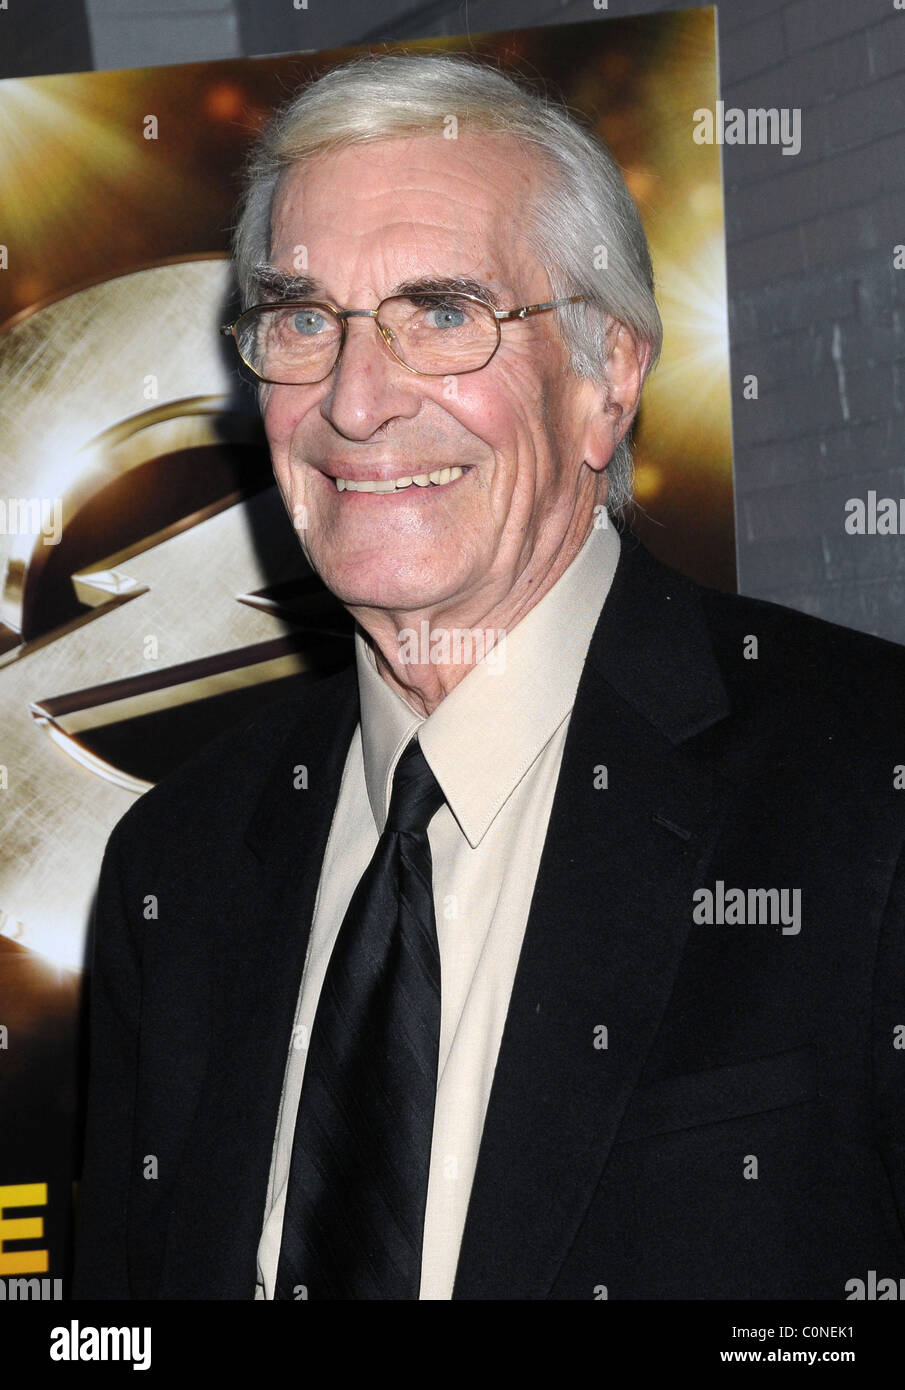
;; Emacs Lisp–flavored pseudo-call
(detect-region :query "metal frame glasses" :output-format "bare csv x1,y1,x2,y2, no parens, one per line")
219,291,587,385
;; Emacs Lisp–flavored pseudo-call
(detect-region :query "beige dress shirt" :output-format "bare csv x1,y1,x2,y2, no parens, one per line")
255,517,621,1299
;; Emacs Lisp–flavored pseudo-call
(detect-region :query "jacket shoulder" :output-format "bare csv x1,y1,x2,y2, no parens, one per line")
616,532,905,747
698,578,905,681
693,573,905,745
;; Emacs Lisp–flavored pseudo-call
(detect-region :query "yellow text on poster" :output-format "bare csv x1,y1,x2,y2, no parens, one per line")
0,1183,49,1274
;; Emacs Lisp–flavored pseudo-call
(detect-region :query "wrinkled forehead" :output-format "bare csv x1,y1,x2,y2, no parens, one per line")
268,133,546,297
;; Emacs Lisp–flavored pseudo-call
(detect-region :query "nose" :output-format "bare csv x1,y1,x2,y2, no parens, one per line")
319,312,421,440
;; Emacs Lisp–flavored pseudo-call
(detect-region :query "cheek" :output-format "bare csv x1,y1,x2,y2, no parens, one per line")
447,365,544,457
459,369,561,506
263,391,316,461
261,393,286,451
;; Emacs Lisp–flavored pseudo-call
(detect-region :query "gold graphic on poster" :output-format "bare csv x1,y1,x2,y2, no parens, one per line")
0,259,349,967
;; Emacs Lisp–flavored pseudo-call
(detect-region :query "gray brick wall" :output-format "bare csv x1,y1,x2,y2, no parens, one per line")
6,0,905,642
1,0,92,78
84,0,240,70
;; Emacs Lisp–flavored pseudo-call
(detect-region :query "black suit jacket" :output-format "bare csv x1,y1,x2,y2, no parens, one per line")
72,533,905,1299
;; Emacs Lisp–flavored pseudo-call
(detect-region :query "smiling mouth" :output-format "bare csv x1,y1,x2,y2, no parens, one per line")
334,466,467,493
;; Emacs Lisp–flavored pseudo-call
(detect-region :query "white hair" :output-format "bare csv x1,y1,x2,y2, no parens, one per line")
231,52,662,516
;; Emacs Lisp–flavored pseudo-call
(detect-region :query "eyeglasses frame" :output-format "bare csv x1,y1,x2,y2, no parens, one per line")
219,291,587,385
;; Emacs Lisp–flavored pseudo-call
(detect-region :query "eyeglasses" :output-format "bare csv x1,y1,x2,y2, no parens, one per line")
219,291,586,385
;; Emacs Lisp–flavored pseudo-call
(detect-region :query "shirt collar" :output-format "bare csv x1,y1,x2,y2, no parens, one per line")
355,518,621,847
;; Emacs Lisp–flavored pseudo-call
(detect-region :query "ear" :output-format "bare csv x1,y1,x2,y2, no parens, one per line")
580,320,653,474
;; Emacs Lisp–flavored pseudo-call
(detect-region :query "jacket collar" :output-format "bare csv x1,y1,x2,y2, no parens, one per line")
585,528,730,742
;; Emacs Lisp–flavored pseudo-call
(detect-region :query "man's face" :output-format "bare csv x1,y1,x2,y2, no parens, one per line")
262,133,618,621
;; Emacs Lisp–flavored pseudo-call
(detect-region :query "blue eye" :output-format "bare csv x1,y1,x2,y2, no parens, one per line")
292,310,328,335
426,304,467,330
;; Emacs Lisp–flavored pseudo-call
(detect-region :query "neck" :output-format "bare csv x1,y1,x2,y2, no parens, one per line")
349,507,597,718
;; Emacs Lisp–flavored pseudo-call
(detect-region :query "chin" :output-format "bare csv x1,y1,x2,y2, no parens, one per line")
336,583,448,614
318,559,457,614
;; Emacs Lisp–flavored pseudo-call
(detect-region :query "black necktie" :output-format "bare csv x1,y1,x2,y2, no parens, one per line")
274,737,446,1300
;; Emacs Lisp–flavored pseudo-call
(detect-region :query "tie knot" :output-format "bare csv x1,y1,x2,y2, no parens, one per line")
385,739,445,834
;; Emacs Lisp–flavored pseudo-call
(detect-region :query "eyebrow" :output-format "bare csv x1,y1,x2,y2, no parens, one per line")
251,263,503,310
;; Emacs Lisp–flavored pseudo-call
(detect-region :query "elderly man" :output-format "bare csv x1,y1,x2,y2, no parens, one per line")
74,53,905,1301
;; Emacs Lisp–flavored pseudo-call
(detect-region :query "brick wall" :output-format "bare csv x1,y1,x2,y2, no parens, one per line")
84,0,240,70
1,0,92,78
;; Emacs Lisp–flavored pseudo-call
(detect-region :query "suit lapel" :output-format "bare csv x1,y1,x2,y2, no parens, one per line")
158,664,360,1297
453,535,734,1299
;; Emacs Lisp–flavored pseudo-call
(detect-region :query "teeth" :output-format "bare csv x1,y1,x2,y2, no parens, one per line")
335,466,464,492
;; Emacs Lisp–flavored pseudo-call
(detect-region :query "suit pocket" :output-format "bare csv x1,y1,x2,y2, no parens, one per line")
616,1044,818,1143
